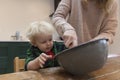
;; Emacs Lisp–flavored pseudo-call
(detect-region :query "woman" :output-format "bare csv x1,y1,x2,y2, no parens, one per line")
52,0,118,48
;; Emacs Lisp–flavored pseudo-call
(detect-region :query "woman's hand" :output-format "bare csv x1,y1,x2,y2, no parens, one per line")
63,30,78,48
38,53,52,68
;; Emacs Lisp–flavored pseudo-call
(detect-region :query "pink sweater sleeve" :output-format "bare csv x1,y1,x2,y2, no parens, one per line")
93,0,118,44
52,0,75,37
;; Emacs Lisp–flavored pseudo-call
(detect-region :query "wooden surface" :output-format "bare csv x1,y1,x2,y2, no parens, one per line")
14,57,25,72
0,54,120,80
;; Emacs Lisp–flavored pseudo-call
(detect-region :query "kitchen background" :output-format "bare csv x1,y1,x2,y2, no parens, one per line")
0,0,119,54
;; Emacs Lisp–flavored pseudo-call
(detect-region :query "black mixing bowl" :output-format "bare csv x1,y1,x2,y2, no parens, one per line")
55,38,108,75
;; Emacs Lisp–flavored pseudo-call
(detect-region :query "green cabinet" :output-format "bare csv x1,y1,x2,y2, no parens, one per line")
0,41,30,74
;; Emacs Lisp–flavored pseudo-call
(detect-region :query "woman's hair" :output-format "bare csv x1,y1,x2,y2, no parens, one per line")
82,0,112,12
26,21,55,43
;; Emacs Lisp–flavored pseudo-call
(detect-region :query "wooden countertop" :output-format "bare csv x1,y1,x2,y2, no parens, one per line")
0,54,120,80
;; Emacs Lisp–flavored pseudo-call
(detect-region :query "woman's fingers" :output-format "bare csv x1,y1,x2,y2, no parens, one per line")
64,35,73,48
63,30,78,48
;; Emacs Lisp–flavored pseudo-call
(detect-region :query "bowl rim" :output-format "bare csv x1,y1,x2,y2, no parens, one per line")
55,38,108,58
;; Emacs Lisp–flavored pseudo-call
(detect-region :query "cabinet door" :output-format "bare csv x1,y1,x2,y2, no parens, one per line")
0,42,30,74
0,43,9,74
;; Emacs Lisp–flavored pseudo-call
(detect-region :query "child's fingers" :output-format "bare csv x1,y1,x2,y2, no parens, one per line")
38,53,53,68
38,56,45,64
41,53,53,59
38,57,44,68
40,53,47,62
48,55,53,59
38,58,43,68
40,64,43,68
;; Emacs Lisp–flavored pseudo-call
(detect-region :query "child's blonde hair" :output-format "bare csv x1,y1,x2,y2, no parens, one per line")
26,21,55,43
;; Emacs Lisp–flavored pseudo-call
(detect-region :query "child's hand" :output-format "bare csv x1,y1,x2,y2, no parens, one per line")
38,53,52,68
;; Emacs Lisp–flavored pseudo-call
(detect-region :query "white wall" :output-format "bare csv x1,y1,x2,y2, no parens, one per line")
0,0,119,54
0,0,54,41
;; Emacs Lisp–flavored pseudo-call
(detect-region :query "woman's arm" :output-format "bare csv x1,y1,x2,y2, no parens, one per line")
93,0,118,44
52,0,78,48
52,0,74,36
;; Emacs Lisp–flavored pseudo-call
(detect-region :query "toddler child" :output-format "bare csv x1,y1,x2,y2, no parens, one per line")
25,21,67,70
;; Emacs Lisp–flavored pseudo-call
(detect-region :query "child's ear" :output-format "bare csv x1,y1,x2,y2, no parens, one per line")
31,41,37,47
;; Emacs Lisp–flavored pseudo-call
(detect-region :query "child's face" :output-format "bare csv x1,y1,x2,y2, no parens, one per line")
34,33,53,52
